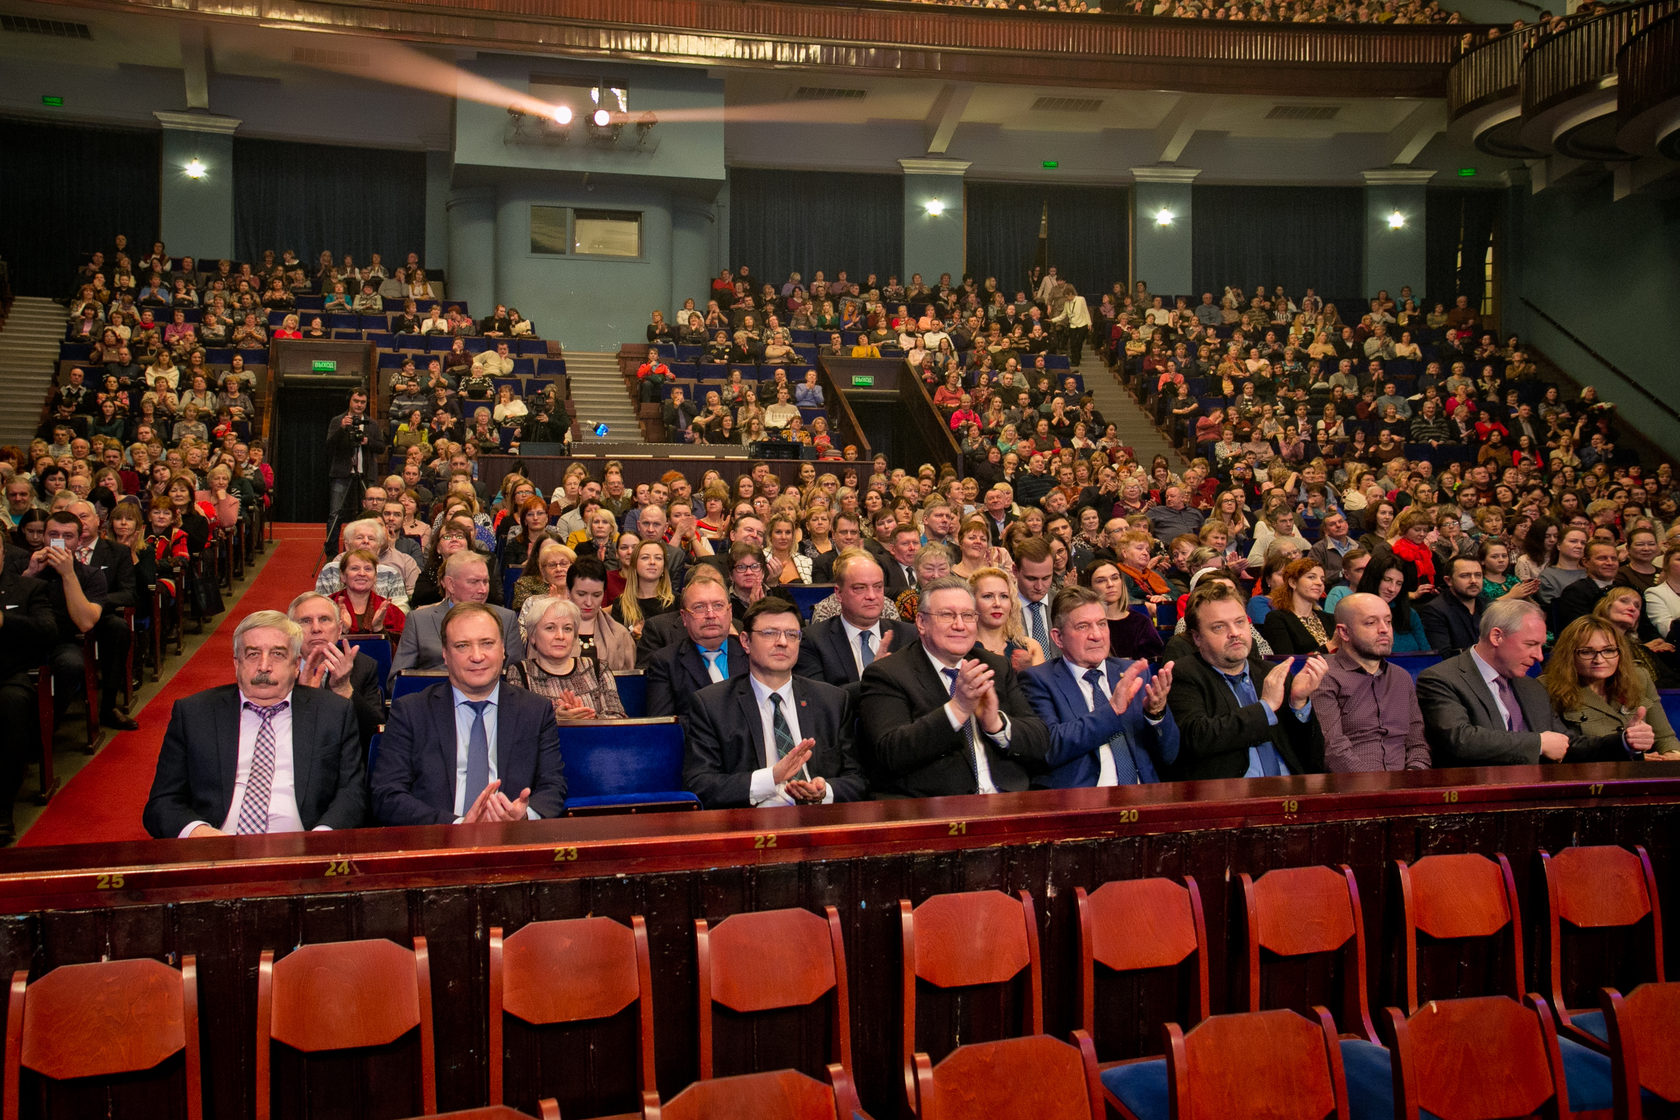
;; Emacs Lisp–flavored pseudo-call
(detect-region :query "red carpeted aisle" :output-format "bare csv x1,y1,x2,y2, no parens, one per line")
19,525,325,848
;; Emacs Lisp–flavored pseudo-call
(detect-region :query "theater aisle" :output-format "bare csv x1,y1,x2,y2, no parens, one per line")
17,525,322,848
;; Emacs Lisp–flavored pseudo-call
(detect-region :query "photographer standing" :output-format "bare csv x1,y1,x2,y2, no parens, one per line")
325,388,387,553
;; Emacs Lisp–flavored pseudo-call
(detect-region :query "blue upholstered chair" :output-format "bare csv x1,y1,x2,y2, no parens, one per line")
555,717,699,815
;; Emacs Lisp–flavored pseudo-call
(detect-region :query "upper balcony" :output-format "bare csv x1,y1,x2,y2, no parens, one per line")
40,0,1471,98
1448,0,1680,165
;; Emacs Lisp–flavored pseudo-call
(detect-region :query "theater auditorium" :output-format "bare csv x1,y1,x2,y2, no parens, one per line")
0,0,1679,1114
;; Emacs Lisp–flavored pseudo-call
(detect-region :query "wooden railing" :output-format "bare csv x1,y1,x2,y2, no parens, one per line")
1618,8,1680,122
1520,0,1680,116
1447,30,1527,117
900,368,966,478
103,0,1472,96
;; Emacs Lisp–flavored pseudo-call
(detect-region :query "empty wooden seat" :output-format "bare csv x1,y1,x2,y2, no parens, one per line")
255,937,434,1120
1540,845,1665,1047
1166,1007,1349,1120
1386,995,1569,1120
1600,981,1680,1119
912,1033,1104,1120
4,956,202,1120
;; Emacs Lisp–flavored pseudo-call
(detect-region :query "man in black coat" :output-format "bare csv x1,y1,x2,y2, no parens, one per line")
0,564,56,836
289,592,385,753
857,576,1050,798
325,387,387,551
1418,555,1484,657
1164,582,1327,781
144,610,367,838
795,550,916,700
645,572,744,724
67,498,138,728
684,599,867,808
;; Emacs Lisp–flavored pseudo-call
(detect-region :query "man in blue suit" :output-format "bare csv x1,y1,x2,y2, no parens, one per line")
1021,585,1179,788
371,602,566,825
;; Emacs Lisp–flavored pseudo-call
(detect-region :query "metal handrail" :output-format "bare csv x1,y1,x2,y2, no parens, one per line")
1519,297,1680,428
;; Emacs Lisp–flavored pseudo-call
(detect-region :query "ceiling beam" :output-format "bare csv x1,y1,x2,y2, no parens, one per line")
1150,94,1208,164
923,83,974,155
1383,101,1447,165
179,22,210,110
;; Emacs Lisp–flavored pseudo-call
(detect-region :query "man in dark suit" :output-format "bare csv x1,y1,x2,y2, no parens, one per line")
371,602,566,825
1550,540,1621,634
0,563,55,837
881,525,923,600
389,552,523,687
646,572,744,723
684,599,867,809
796,549,916,699
67,498,139,729
1164,582,1327,780
811,513,866,584
1418,555,1484,657
981,484,1015,546
325,387,387,551
1417,598,1643,766
1021,585,1179,788
858,575,1050,798
289,591,385,753
144,610,367,838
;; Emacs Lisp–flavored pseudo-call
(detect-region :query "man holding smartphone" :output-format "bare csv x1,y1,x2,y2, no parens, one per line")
18,512,105,730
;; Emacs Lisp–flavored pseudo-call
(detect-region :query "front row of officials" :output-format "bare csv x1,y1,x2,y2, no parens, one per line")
142,548,1661,836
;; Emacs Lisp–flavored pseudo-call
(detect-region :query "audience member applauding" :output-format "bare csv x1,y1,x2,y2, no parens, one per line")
508,595,625,721
683,597,867,809
858,575,1050,798
144,610,365,838
1021,585,1178,788
289,591,385,753
372,602,566,826
328,548,407,638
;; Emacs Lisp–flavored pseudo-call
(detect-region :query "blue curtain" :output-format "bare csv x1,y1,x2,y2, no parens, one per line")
0,119,160,297
964,181,1129,301
233,138,426,271
728,169,904,286
1191,185,1365,306
1425,187,1502,312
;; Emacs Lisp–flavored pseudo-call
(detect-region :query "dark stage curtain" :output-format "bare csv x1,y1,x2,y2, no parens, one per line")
233,138,426,270
0,119,160,297
964,181,1129,301
1425,188,1502,312
728,169,904,286
1191,185,1364,305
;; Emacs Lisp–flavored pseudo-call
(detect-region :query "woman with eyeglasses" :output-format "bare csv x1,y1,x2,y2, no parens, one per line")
1540,615,1679,760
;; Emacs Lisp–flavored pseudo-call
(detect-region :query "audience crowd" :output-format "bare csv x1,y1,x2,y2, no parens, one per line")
8,237,1678,841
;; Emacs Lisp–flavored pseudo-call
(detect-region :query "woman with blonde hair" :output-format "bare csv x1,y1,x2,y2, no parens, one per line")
971,566,1044,672
1542,615,1679,760
511,537,575,612
610,538,677,637
510,595,626,721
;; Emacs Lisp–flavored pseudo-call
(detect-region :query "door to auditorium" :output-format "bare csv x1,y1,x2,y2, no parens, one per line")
270,384,352,524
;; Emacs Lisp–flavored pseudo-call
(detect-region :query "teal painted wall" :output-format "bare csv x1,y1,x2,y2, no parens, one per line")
904,175,966,282
1505,176,1680,450
159,128,234,260
1132,182,1192,296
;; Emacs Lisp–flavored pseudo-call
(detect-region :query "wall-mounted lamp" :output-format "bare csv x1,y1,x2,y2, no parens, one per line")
183,158,207,180
1387,210,1406,229
1155,207,1174,226
925,198,945,217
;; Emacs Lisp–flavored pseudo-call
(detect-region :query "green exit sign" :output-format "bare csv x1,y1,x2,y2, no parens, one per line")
311,359,338,373
851,374,874,388
1042,160,1059,169
42,95,63,107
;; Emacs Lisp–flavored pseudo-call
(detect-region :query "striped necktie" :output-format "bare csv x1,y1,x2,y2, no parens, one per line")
236,701,288,835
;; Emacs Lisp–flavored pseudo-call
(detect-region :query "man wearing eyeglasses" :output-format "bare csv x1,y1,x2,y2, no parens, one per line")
859,575,1049,798
646,571,744,724
684,598,866,809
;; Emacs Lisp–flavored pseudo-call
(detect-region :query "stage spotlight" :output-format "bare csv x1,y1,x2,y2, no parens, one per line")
551,105,573,126
592,108,611,127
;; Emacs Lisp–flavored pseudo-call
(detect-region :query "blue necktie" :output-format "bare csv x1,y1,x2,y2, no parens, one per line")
1084,668,1140,785
1028,601,1048,648
1223,670,1283,776
858,629,875,668
463,699,491,802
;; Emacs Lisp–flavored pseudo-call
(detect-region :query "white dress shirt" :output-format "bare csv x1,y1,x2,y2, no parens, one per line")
181,689,319,838
748,675,833,807
841,617,884,679
1066,659,1122,787
449,685,538,821
925,648,1009,793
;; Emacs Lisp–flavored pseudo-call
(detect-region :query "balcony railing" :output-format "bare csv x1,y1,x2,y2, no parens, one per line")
1519,0,1680,116
1618,8,1680,122
103,0,1471,96
1446,30,1527,117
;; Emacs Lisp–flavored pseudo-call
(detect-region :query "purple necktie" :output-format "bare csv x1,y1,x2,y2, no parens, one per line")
1494,676,1527,733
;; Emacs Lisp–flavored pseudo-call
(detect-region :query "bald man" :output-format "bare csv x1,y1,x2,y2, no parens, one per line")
1311,593,1429,772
